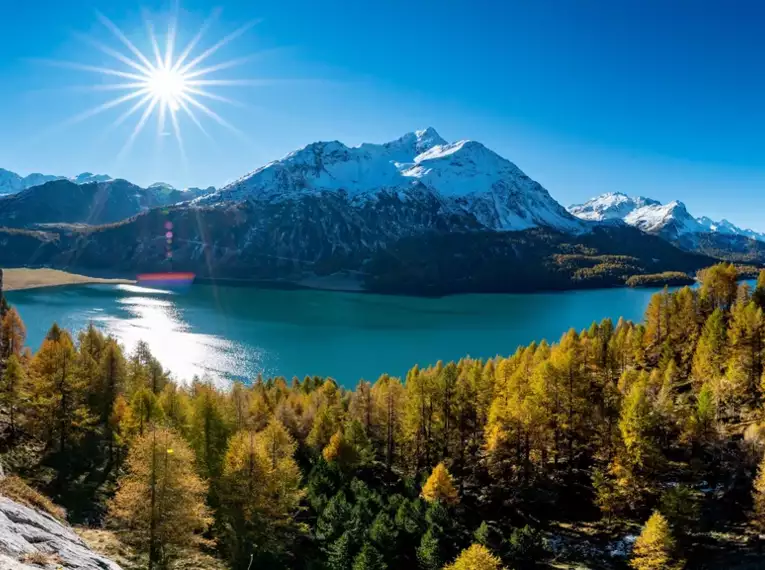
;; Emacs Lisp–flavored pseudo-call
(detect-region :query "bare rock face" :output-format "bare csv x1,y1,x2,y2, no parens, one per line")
0,496,121,570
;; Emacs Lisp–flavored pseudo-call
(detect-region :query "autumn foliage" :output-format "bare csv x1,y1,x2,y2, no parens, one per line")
0,263,765,568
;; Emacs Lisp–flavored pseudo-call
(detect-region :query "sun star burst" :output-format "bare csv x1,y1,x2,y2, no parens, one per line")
45,9,260,160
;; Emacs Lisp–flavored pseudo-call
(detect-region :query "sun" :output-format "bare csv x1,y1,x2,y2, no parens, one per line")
146,67,188,112
42,9,264,159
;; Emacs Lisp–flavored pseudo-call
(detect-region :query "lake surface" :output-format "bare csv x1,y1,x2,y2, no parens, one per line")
6,283,679,386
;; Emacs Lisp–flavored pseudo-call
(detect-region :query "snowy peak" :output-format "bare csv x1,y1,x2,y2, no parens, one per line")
203,129,585,233
569,192,765,242
623,200,704,235
0,168,113,195
568,192,660,221
73,172,113,184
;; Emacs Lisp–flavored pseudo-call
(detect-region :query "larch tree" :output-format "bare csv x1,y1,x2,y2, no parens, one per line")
0,307,25,361
350,379,373,436
189,382,231,481
323,430,358,468
29,330,93,457
630,511,683,570
109,426,211,569
421,463,459,505
698,262,738,313
220,418,304,566
443,544,504,570
750,451,765,530
0,354,26,436
371,374,404,469
726,301,764,408
753,269,765,310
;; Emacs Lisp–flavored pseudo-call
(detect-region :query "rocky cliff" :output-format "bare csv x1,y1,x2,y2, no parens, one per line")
0,493,121,570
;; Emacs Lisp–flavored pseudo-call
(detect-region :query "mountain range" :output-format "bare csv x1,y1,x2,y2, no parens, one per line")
0,128,759,294
0,168,214,199
569,192,765,242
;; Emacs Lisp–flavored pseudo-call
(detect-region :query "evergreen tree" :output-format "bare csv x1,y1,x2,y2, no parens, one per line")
327,531,355,570
353,542,386,570
417,528,442,570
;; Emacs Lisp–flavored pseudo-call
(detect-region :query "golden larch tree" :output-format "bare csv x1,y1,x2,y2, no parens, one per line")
220,418,304,565
630,511,683,570
443,543,505,570
109,426,211,570
421,462,459,505
751,451,765,530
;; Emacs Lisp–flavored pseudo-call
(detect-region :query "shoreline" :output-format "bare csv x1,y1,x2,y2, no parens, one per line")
2,268,136,292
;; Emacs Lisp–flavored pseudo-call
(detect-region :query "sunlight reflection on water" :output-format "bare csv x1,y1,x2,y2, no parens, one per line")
89,288,261,384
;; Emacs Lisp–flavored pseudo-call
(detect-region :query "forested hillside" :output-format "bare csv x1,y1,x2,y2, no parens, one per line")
2,264,765,569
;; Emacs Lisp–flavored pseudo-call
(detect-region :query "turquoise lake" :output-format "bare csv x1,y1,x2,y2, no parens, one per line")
6,283,682,386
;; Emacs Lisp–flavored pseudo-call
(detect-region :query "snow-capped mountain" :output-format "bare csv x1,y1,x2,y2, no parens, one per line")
0,169,113,195
568,192,660,221
200,128,584,233
569,192,765,242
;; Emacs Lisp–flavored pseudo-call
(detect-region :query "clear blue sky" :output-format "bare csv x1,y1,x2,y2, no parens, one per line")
2,0,765,228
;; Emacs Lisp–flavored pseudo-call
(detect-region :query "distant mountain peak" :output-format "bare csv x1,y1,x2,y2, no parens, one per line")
569,191,765,242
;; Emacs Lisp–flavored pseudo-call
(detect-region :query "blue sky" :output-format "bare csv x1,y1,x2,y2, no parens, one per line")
2,0,765,228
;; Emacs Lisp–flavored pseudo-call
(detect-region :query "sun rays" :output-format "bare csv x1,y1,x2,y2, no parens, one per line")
42,9,260,160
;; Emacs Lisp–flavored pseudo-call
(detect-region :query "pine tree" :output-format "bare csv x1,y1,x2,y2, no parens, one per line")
327,531,354,570
417,528,441,570
443,544,504,570
630,511,683,570
421,463,459,505
353,542,386,570
109,427,210,569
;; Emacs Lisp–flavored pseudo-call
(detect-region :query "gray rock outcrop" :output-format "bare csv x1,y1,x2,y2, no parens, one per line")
0,496,121,569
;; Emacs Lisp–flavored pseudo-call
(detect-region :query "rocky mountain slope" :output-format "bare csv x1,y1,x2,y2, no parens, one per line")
0,179,207,228
0,494,121,570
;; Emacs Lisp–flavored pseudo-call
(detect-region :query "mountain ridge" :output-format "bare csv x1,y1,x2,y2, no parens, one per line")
569,191,765,242
198,128,585,233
